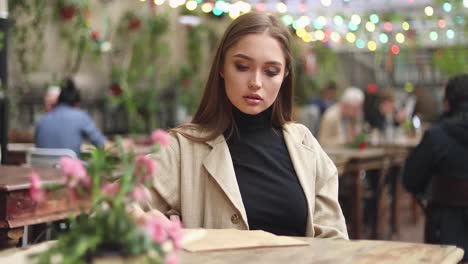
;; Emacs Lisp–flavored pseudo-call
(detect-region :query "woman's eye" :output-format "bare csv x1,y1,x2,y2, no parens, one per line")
235,64,249,71
265,68,280,77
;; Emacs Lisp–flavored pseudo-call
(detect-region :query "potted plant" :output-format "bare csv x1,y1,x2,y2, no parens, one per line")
29,129,183,263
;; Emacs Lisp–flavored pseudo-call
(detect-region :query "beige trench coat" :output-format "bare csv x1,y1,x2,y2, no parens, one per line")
147,122,348,239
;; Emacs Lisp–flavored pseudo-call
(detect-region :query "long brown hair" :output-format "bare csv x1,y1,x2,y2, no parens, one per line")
174,12,295,142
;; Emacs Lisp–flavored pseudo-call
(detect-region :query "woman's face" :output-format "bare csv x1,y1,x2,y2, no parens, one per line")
221,33,287,115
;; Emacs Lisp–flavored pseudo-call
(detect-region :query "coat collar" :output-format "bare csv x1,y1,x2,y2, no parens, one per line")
201,123,316,232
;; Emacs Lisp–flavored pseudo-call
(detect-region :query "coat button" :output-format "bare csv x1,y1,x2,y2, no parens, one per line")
231,214,240,224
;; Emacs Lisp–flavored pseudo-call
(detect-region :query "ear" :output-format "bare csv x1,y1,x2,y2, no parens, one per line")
219,70,224,79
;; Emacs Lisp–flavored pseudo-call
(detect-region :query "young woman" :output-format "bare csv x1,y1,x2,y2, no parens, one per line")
140,12,348,239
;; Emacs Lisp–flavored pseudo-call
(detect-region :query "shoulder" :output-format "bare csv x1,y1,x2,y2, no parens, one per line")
284,122,319,149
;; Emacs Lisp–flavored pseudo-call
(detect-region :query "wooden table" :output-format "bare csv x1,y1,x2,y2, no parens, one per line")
325,147,389,240
0,237,464,264
0,165,84,248
370,136,422,238
181,238,464,264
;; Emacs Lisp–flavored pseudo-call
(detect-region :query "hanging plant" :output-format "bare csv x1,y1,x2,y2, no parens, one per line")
109,11,171,133
9,0,48,87
433,46,468,77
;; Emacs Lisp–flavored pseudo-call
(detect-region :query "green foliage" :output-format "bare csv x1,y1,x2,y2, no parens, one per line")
110,12,171,133
9,0,48,80
178,26,206,115
432,46,468,77
348,131,369,149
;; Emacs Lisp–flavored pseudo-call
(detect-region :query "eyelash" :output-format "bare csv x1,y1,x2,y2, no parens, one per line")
234,64,280,77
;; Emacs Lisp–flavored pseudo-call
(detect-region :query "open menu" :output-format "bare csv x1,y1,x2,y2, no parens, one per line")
182,229,309,252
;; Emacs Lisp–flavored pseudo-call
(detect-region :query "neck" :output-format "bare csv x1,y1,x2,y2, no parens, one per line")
232,106,274,134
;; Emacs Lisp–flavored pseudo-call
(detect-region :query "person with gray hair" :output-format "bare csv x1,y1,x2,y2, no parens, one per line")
318,86,364,147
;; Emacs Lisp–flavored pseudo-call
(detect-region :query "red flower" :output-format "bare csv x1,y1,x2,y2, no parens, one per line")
83,9,91,19
109,82,122,97
90,31,100,41
29,171,46,203
129,17,141,31
358,142,367,150
61,5,76,20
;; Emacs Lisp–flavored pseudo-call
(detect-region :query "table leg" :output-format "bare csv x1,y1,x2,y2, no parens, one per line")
351,170,363,239
391,174,402,235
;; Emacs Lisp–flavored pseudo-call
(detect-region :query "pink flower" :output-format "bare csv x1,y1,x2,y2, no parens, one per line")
167,217,184,250
59,157,90,188
131,184,151,202
101,182,120,196
165,252,179,264
29,171,46,203
145,216,169,244
151,129,170,148
134,155,157,183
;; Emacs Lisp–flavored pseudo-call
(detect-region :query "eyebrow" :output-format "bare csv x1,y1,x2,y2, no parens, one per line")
232,53,283,66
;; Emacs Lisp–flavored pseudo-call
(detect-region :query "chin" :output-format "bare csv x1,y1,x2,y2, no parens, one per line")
239,107,265,115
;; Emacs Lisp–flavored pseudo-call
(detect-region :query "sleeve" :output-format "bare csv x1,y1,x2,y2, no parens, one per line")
146,133,182,215
81,113,107,148
402,130,435,195
306,128,349,239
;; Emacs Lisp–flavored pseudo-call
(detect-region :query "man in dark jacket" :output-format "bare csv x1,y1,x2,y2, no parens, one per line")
403,74,468,261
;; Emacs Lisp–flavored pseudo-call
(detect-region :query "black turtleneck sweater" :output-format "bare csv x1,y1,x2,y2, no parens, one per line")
225,107,308,236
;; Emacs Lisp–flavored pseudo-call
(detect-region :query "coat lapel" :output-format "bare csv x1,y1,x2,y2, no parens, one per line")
283,124,317,235
202,135,248,227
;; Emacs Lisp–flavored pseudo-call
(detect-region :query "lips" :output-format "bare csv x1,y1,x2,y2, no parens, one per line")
243,94,263,100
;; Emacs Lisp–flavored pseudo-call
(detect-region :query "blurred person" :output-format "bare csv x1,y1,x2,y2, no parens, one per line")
318,87,364,147
310,81,338,115
44,85,61,112
134,12,348,239
403,74,468,261
365,89,407,142
35,78,108,155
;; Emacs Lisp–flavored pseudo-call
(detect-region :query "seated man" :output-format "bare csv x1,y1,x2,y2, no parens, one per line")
35,79,108,155
403,74,468,261
318,87,364,147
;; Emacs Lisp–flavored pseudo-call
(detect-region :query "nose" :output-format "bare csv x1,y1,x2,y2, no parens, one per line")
248,71,262,90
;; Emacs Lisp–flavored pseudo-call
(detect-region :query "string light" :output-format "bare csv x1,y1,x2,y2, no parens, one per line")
350,14,361,25
367,40,377,51
321,0,332,7
402,22,410,31
355,39,365,49
365,22,375,32
186,0,197,11
391,44,400,55
276,2,287,13
346,32,356,43
333,15,344,26
369,14,379,24
442,2,452,12
379,33,388,44
395,33,405,43
424,6,434,16
446,29,455,39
